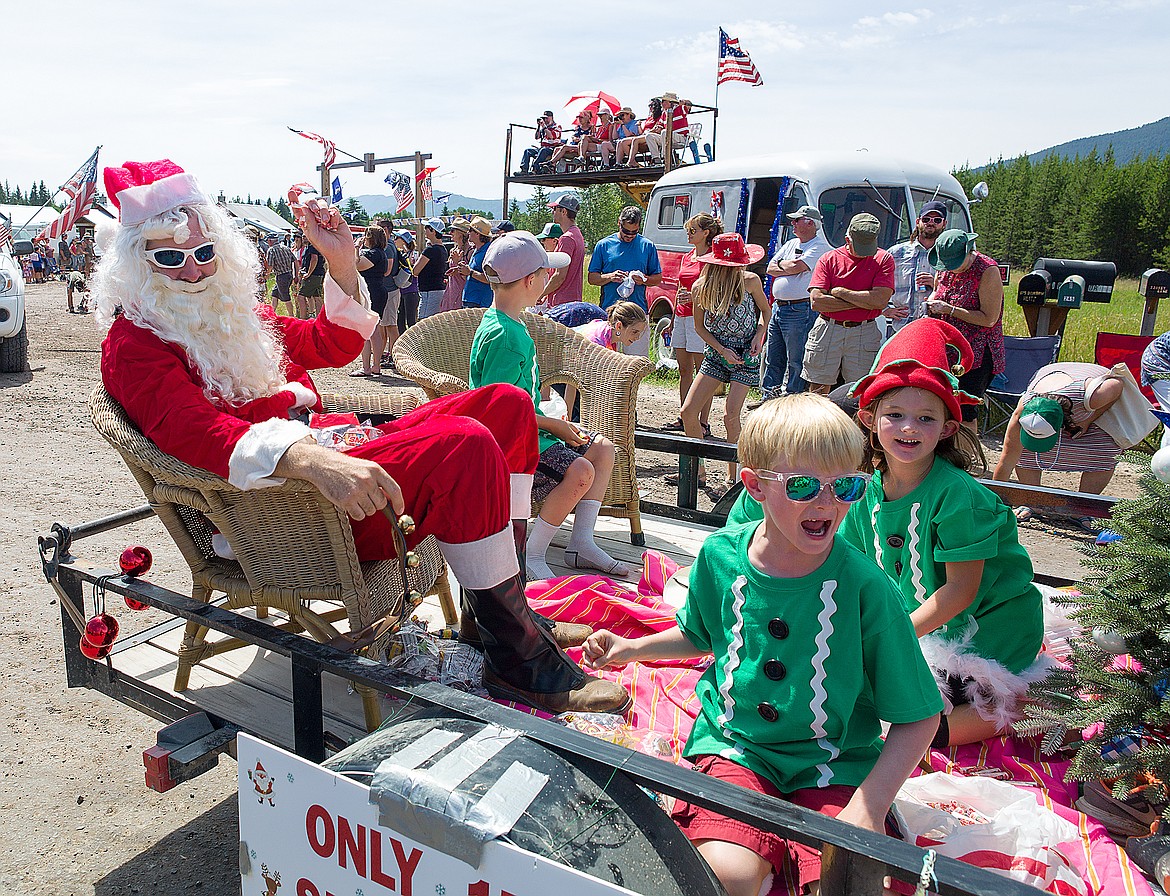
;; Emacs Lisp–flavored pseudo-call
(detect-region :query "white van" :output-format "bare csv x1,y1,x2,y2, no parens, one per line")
640,151,974,322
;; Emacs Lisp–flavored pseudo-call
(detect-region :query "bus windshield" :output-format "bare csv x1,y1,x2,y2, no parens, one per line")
818,185,910,249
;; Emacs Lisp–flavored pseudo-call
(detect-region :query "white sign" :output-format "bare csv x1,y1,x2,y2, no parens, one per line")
238,733,638,896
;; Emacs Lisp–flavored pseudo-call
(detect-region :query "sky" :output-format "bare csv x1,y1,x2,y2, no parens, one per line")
4,0,1168,212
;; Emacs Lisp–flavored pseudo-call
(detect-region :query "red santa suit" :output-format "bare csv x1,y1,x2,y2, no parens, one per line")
101,275,537,587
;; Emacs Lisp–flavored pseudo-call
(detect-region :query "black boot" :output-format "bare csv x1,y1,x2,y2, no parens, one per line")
464,573,629,713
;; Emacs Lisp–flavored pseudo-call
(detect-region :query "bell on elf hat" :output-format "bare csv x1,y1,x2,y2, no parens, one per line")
849,318,980,421
104,159,211,226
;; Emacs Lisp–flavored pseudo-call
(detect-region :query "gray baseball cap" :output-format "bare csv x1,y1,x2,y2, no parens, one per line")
548,194,581,213
786,205,823,222
483,231,570,284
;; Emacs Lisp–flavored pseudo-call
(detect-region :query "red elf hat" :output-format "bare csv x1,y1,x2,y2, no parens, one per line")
849,318,980,421
104,159,210,226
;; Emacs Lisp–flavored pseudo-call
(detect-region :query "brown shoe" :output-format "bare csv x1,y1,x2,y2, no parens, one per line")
483,668,631,714
460,613,591,649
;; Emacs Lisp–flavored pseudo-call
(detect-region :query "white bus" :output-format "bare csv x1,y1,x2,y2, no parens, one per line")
639,151,976,323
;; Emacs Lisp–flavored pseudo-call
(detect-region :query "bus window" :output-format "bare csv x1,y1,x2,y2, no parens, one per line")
657,193,692,229
818,186,909,249
909,191,970,230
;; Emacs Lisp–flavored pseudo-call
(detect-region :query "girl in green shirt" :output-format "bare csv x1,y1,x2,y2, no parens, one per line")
844,318,1049,748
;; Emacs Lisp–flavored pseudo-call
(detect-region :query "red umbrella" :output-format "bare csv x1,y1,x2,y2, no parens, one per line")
563,91,622,120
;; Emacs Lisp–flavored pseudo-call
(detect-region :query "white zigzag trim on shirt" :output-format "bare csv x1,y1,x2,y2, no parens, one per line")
870,498,881,567
810,578,839,787
907,501,927,608
715,575,749,731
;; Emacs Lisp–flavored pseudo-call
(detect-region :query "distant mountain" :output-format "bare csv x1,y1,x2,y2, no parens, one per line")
1027,116,1170,165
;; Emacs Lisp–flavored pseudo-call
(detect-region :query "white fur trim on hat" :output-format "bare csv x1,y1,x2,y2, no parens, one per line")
323,274,378,339
227,417,312,490
116,173,210,226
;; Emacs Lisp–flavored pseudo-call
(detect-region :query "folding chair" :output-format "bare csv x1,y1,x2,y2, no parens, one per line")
1094,332,1156,402
982,335,1061,436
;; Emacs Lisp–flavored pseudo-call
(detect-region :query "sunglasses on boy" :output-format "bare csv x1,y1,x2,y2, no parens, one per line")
754,470,872,504
145,242,217,269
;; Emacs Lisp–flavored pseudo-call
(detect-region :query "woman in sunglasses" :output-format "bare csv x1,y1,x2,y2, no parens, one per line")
726,319,1046,748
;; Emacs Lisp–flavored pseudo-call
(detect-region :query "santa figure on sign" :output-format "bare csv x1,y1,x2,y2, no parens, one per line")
93,159,627,714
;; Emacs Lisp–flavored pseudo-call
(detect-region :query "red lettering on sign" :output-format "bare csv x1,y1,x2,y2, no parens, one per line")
297,878,320,896
466,883,516,896
338,816,367,876
392,837,423,896
369,829,397,890
306,805,335,859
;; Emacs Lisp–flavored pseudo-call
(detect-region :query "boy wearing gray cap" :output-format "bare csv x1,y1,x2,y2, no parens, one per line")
470,232,631,583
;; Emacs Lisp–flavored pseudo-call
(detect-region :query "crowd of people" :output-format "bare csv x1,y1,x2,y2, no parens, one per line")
86,155,1159,896
516,92,695,175
19,233,96,285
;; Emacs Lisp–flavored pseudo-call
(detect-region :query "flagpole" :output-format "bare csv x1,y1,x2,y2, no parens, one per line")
712,31,720,162
19,145,101,232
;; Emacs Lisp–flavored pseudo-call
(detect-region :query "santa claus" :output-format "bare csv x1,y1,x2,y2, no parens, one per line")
94,159,627,714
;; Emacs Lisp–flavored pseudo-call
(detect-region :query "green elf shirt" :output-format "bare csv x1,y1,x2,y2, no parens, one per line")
677,522,942,794
837,458,1048,726
469,309,560,453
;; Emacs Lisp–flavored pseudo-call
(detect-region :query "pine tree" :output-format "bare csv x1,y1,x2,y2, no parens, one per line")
1022,473,1170,817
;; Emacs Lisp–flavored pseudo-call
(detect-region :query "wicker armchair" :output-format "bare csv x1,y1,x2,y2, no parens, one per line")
89,386,455,732
393,308,652,544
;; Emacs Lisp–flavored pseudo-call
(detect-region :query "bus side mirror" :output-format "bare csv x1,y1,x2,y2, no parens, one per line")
971,181,989,202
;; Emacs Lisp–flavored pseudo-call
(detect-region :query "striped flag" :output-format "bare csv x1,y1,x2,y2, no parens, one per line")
0,214,11,250
718,28,764,86
415,166,438,202
36,147,100,243
288,127,337,168
385,171,414,214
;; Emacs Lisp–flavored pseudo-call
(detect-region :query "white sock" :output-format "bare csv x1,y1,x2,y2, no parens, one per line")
525,516,560,581
566,500,630,576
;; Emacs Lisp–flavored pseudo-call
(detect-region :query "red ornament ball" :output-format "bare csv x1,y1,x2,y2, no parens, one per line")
119,546,153,577
124,596,150,611
79,635,112,660
83,613,120,648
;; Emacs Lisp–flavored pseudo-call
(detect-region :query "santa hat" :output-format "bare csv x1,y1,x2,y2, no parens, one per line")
849,318,980,421
104,159,210,226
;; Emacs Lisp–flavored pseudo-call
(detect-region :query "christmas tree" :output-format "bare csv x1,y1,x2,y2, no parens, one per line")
1021,472,1170,817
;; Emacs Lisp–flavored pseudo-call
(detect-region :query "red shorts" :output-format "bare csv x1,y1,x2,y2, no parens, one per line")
671,755,862,896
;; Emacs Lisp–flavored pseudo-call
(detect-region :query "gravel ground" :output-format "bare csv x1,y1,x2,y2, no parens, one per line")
1,279,1149,894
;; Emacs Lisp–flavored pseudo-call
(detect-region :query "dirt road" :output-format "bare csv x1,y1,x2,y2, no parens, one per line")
1,279,1141,895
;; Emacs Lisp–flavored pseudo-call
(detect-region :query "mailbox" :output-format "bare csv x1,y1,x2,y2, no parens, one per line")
1140,269,1170,300
1056,274,1085,308
1031,258,1117,303
1017,269,1051,305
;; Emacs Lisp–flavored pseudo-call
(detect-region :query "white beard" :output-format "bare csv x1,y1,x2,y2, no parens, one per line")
143,269,288,405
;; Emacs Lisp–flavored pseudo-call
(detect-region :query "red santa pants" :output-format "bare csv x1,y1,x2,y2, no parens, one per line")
347,384,537,561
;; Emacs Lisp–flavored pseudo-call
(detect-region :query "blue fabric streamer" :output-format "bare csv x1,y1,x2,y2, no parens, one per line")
762,176,792,298
735,178,749,238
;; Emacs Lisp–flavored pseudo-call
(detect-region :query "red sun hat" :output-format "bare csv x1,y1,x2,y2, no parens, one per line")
849,318,980,421
697,232,766,267
104,159,210,226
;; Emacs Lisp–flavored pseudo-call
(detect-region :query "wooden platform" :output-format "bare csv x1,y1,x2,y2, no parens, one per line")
108,512,713,751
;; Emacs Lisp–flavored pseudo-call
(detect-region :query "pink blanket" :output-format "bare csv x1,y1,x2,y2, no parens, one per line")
525,552,1154,896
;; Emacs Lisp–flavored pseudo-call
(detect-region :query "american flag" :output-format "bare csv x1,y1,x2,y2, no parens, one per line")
0,214,11,250
288,128,337,168
36,147,100,243
711,190,724,220
385,171,414,214
415,166,438,202
718,28,764,87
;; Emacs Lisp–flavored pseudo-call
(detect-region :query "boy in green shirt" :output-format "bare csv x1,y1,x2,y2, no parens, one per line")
471,231,630,582
584,394,941,896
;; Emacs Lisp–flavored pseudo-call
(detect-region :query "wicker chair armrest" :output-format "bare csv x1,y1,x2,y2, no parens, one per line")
318,390,425,417
392,355,469,397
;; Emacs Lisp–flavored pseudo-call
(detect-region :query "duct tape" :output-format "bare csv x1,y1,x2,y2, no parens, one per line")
368,726,547,867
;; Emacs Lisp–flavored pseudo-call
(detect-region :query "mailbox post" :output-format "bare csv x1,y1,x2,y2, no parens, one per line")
1139,269,1170,337
1017,258,1116,339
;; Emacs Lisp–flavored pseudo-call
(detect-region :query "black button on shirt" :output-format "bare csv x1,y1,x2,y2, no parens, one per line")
757,702,779,723
768,618,789,640
764,660,786,681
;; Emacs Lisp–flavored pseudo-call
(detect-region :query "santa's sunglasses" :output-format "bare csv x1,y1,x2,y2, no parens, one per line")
754,470,871,504
145,242,216,269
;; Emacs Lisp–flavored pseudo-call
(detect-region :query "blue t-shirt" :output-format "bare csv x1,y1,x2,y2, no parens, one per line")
462,243,493,308
588,234,661,311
